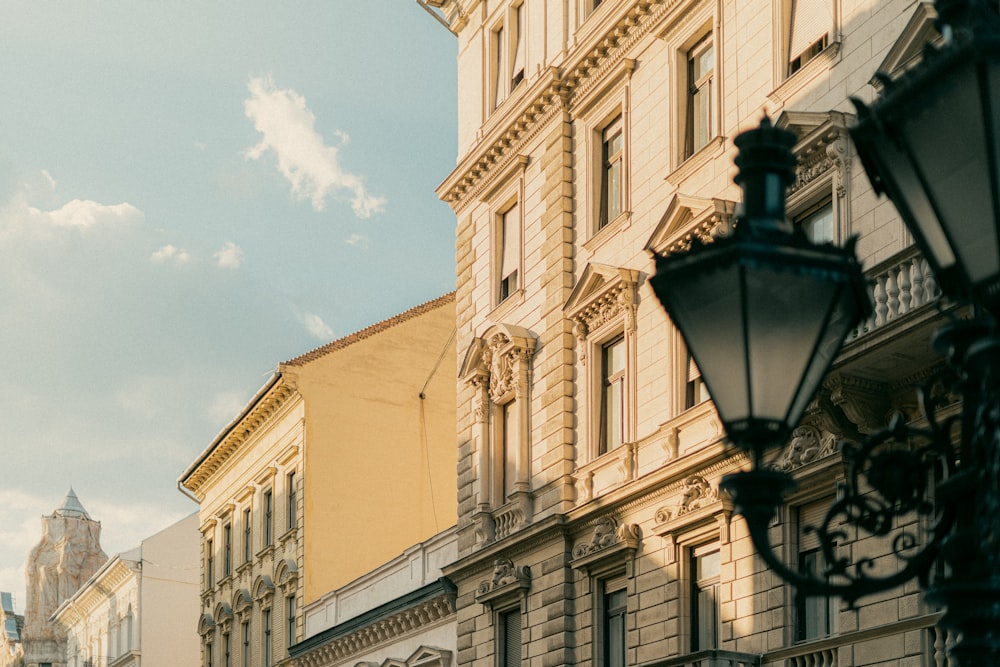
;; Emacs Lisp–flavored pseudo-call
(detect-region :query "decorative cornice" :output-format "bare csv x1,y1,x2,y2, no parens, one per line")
181,380,298,496
289,580,456,667
437,0,668,210
571,516,641,574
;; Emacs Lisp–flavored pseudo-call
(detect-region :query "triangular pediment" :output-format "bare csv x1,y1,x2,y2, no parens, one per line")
872,1,941,89
564,264,640,319
459,337,487,381
406,646,453,667
645,194,737,256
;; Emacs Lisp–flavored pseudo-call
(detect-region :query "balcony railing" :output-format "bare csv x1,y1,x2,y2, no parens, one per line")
643,649,761,667
848,248,940,342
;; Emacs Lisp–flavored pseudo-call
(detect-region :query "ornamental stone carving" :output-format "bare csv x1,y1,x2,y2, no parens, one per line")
655,475,718,523
475,558,531,606
776,425,837,472
572,516,642,560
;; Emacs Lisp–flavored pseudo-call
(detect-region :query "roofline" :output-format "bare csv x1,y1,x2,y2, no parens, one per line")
50,550,139,624
177,372,282,489
281,292,455,367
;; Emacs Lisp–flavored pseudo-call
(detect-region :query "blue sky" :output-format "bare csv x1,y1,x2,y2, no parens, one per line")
0,3,457,606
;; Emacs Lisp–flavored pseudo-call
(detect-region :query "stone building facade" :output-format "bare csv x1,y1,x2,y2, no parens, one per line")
428,0,947,666
180,293,458,667
21,489,107,667
52,513,200,667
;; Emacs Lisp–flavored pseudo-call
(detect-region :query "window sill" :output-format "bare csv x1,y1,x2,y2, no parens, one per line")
767,41,843,110
256,544,275,560
279,526,298,546
488,288,525,323
573,441,638,506
665,136,725,189
236,561,253,576
584,210,632,255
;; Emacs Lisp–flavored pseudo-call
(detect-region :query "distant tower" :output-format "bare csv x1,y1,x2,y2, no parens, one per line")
21,489,106,667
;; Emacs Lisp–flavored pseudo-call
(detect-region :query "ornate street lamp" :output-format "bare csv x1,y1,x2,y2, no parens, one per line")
651,1,1000,663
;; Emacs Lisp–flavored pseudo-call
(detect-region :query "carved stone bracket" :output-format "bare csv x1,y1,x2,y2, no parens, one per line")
824,373,891,434
655,475,718,522
475,558,531,608
774,424,838,472
571,516,642,576
653,476,733,558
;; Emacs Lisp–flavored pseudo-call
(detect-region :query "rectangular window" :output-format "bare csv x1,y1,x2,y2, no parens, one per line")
684,352,709,409
787,0,832,75
499,202,520,303
796,500,838,641
287,595,296,648
599,116,624,229
511,4,525,89
243,509,252,563
600,335,626,454
602,577,627,667
286,472,297,530
796,200,834,244
691,544,720,651
223,633,231,667
263,609,272,667
206,538,215,588
492,22,506,110
686,34,714,158
501,401,518,500
264,490,273,546
242,621,250,667
498,607,522,667
223,524,232,577
205,645,212,667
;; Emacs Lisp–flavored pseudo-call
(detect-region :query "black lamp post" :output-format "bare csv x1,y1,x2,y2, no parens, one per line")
650,1,1000,663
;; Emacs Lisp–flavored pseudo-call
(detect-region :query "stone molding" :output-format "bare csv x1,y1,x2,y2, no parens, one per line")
181,378,298,495
645,194,737,257
290,598,455,667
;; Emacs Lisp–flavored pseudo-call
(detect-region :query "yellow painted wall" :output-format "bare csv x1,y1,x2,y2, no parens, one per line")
287,298,457,603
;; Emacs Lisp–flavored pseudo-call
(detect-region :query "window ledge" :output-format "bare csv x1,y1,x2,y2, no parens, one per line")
279,526,298,546
584,211,632,255
666,136,726,189
767,41,843,110
256,544,276,560
488,288,525,322
573,442,638,506
236,561,253,576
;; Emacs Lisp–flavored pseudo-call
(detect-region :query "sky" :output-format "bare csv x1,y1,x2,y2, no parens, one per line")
0,2,458,608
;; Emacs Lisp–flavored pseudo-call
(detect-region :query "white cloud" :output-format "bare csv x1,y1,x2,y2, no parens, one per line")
243,75,386,218
344,233,370,249
300,312,334,340
149,244,191,264
214,241,243,269
0,172,142,239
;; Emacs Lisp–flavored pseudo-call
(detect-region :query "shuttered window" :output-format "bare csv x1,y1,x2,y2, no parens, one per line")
499,608,522,667
788,0,832,73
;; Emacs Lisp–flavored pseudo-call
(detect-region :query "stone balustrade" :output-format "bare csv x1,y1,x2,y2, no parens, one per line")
849,249,940,342
644,649,760,667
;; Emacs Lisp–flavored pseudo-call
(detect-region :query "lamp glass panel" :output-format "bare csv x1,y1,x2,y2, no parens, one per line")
786,283,861,428
745,265,844,426
900,64,998,284
660,257,750,427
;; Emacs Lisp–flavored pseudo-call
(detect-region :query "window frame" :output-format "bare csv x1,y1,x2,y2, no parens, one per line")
262,608,272,667
286,471,297,531
286,594,296,650
241,620,250,667
599,574,628,667
206,537,215,588
496,604,523,667
793,497,840,642
599,334,627,455
222,524,232,578
488,2,527,116
495,196,522,306
684,32,715,160
263,489,274,547
689,542,721,652
242,508,252,564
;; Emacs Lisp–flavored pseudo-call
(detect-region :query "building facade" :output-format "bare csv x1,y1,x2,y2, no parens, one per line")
0,592,23,667
21,489,107,667
289,527,458,667
430,0,946,666
52,513,200,667
180,293,458,667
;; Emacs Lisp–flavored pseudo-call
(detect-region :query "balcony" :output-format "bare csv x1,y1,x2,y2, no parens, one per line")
643,650,760,667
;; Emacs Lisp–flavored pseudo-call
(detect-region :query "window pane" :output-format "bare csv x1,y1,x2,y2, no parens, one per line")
601,119,624,228
798,201,834,243
601,337,626,453
503,402,517,499
494,25,506,108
